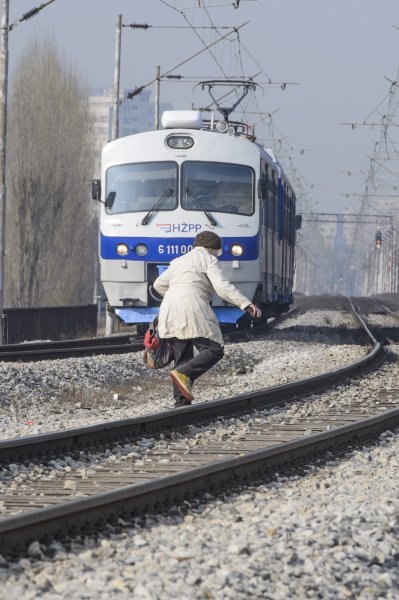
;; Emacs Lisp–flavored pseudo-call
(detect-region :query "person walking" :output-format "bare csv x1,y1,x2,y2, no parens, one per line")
153,231,262,408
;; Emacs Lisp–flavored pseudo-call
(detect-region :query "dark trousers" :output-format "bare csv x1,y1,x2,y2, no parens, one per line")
170,337,224,401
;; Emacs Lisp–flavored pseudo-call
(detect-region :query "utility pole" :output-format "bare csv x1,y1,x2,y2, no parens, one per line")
0,0,57,344
111,14,122,140
0,0,9,344
154,65,160,130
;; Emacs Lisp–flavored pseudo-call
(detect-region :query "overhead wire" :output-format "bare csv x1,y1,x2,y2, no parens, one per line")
126,21,248,99
156,1,320,288
158,0,232,78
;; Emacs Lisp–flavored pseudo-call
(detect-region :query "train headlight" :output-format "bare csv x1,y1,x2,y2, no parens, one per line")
231,244,243,257
135,243,148,256
215,120,228,133
166,135,194,149
116,243,129,256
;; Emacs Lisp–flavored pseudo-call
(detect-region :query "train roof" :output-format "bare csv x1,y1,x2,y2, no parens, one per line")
162,110,256,141
104,110,293,188
161,111,288,178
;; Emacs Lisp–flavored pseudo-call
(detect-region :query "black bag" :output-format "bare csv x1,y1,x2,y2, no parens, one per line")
143,318,174,369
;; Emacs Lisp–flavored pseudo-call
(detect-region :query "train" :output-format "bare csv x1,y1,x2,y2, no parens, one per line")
92,109,300,328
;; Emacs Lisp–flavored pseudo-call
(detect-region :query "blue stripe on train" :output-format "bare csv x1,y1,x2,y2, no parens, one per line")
101,234,259,261
115,306,245,324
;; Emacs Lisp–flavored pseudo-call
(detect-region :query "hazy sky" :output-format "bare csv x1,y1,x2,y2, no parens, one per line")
5,0,399,213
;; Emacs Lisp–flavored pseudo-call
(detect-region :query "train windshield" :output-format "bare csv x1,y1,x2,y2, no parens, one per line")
105,162,178,214
181,161,254,216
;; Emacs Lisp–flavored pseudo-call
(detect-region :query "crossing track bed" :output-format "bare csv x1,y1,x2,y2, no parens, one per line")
0,334,143,362
0,332,385,464
1,297,397,556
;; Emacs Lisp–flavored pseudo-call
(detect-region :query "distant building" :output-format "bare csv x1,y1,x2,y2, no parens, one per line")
88,87,113,153
88,86,173,173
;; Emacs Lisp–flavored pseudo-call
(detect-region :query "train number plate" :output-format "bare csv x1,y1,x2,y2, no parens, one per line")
158,244,193,256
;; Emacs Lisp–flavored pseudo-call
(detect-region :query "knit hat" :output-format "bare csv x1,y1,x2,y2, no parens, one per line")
194,231,222,250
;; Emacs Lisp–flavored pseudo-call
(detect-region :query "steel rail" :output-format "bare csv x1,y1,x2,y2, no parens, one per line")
0,307,293,362
0,300,390,555
347,297,378,343
381,304,399,322
0,334,142,361
350,297,399,345
0,317,386,463
1,406,398,556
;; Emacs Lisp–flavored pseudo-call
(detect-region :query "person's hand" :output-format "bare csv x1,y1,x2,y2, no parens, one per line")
246,303,262,318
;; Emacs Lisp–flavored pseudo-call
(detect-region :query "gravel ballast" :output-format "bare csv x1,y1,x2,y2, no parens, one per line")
0,430,398,599
0,310,366,439
1,307,398,598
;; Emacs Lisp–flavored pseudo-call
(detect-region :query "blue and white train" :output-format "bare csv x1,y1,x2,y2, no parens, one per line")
92,110,300,326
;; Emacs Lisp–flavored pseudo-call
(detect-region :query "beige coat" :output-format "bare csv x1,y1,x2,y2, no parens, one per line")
153,246,252,345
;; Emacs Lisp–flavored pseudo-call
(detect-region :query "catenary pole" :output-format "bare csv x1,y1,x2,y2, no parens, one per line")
111,14,122,140
0,0,9,344
106,13,122,336
154,65,160,130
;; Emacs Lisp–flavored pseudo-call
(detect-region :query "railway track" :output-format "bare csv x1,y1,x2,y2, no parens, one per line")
0,308,294,362
1,298,396,556
0,334,143,362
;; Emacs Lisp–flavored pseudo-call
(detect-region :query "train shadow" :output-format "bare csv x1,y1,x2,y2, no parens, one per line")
265,324,369,346
375,327,399,344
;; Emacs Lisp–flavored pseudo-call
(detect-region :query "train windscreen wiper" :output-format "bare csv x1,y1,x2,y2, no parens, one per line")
141,187,174,225
185,187,217,226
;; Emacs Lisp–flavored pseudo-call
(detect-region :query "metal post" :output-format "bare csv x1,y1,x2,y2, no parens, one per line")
154,65,160,130
111,14,122,140
106,14,122,336
396,215,399,294
0,0,9,345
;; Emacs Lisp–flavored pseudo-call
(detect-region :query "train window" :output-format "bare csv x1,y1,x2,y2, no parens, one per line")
181,161,254,216
105,162,178,214
267,172,275,229
261,173,268,200
284,185,289,240
274,189,279,231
